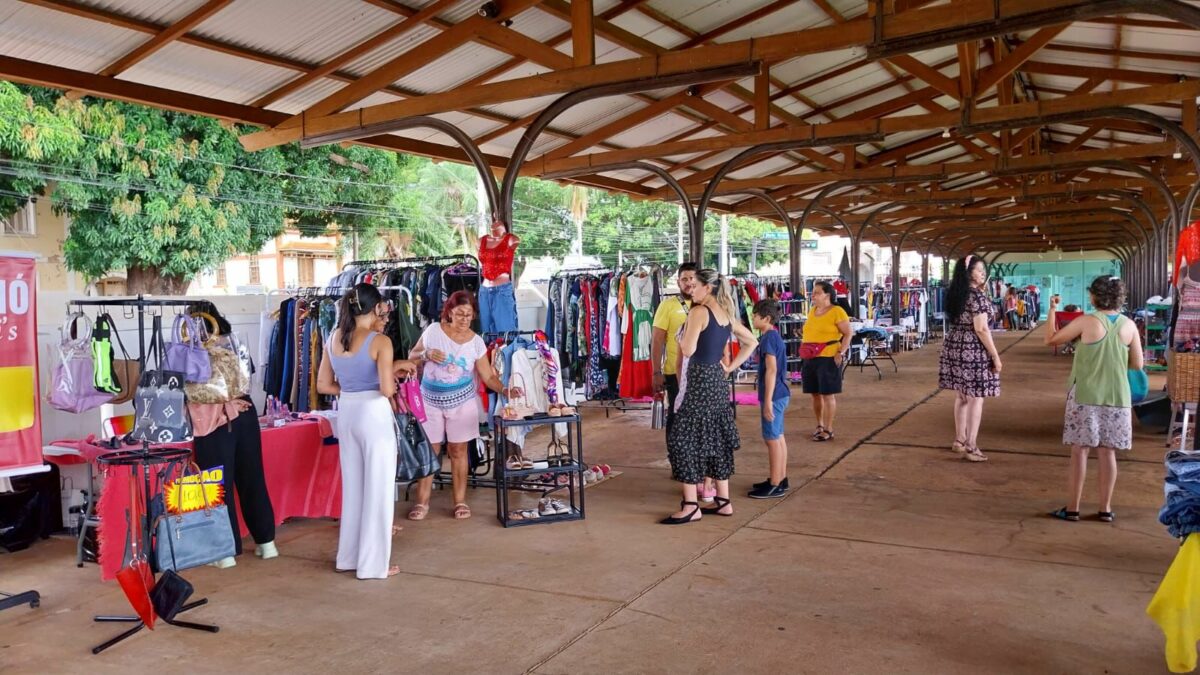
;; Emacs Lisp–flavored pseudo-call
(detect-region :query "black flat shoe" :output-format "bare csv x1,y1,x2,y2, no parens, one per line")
1098,511,1115,523
700,496,734,516
660,500,701,525
752,477,790,492
1050,507,1080,522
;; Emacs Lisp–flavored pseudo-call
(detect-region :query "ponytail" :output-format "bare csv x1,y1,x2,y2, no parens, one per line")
714,276,737,322
337,283,382,351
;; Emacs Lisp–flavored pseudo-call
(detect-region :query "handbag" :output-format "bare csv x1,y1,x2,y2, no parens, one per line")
798,340,840,360
115,471,156,629
154,463,236,572
49,312,114,413
1129,367,1149,403
164,315,211,383
184,320,243,404
395,404,438,482
105,314,141,406
130,315,192,444
150,569,194,622
501,373,536,420
91,313,121,395
401,376,427,423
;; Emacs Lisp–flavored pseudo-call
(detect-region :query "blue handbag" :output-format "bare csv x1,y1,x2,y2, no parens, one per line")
1129,368,1149,403
154,463,236,572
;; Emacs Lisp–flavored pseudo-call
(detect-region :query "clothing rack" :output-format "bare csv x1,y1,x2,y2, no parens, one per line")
341,253,479,272
69,296,198,371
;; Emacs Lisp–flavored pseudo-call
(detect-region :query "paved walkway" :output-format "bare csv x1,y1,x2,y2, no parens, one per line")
1,325,1177,673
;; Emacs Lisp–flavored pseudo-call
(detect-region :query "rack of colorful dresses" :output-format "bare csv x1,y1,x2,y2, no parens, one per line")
545,263,664,404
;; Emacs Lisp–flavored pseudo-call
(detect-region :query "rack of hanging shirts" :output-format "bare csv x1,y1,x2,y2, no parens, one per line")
329,254,482,331
262,288,340,413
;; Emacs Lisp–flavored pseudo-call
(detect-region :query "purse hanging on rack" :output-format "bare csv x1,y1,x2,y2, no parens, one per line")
103,313,141,406
164,315,212,384
50,312,113,414
130,314,192,444
115,470,156,629
154,462,236,572
183,316,242,404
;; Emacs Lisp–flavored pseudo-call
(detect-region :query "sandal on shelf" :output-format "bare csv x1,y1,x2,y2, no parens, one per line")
963,446,988,462
452,503,471,520
506,456,523,471
509,510,525,521
660,500,701,525
1098,511,1115,523
700,496,734,517
520,456,535,470
951,439,968,454
407,503,429,521
1050,507,1080,522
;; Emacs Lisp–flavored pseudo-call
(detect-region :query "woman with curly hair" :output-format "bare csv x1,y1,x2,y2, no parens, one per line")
1044,277,1142,523
938,255,1002,462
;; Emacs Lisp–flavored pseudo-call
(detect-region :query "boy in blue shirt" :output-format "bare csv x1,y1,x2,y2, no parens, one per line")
749,300,790,499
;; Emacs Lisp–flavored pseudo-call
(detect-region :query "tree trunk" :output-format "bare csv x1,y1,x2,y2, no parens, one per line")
125,265,191,295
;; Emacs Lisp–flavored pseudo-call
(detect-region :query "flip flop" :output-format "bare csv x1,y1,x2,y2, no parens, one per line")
407,503,429,521
453,503,471,520
1050,507,1080,522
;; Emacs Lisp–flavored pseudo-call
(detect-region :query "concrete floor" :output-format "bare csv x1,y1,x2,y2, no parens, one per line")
0,326,1180,673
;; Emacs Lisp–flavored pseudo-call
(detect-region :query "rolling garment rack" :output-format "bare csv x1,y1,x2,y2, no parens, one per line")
66,296,220,654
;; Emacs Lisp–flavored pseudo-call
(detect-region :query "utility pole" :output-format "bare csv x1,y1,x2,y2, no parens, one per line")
719,214,729,275
750,238,759,273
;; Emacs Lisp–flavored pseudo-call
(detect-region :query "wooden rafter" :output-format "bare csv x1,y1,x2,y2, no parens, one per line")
99,0,232,77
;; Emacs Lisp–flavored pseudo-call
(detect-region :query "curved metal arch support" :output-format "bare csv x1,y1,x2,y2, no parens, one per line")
794,173,944,232
542,161,698,239
344,116,500,218
499,63,760,228
996,159,1178,227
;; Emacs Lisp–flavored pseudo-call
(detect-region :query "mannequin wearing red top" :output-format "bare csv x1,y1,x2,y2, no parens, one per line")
478,218,520,335
1174,220,1200,286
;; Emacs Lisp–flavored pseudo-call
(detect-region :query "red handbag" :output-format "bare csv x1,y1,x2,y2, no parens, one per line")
115,469,156,629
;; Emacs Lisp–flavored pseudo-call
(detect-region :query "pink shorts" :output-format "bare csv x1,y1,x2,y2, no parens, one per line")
420,402,479,444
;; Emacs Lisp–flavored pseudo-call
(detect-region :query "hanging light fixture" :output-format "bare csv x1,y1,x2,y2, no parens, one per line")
941,128,951,139
1174,147,1184,160
1033,224,1039,233
1022,213,1028,220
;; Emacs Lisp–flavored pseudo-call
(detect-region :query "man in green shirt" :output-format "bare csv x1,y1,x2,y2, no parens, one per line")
652,262,698,432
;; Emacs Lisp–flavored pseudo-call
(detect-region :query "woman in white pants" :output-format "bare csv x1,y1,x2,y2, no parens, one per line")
317,283,416,580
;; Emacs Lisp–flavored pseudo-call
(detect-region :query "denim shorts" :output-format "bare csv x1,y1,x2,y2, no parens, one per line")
761,396,790,441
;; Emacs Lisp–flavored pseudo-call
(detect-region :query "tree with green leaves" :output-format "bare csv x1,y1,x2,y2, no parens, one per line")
0,81,83,216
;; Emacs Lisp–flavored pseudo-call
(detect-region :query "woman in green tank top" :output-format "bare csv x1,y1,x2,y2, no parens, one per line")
1044,277,1144,523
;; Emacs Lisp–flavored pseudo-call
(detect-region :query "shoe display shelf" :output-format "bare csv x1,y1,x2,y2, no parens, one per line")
493,413,586,528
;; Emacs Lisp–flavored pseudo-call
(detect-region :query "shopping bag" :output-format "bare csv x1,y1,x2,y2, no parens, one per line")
164,315,211,383
154,463,236,572
116,473,155,629
396,411,438,482
1147,533,1200,672
49,312,113,414
401,377,426,423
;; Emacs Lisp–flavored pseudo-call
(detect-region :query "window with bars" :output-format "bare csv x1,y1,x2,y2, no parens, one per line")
2,202,35,236
249,256,261,285
216,266,227,287
298,257,315,286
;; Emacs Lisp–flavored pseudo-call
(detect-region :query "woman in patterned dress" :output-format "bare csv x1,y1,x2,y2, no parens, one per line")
938,255,1002,462
660,269,758,525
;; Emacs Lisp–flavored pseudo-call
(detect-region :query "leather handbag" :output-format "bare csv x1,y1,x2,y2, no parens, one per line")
49,312,114,414
164,315,211,383
115,472,156,629
154,463,236,572
395,406,438,482
130,315,192,444
150,569,194,622
109,320,141,406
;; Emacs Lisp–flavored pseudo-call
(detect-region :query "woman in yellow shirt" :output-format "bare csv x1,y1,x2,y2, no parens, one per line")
801,281,853,441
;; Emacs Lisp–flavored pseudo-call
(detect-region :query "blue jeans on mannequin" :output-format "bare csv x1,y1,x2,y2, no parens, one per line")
480,283,518,334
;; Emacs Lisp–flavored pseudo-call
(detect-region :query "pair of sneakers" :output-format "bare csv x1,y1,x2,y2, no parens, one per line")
748,477,789,499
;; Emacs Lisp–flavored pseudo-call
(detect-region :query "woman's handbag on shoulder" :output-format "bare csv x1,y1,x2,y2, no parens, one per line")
798,340,840,360
130,315,192,444
50,312,114,414
153,463,236,572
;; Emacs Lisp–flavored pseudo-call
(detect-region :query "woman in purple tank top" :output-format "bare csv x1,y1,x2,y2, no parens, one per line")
317,283,417,580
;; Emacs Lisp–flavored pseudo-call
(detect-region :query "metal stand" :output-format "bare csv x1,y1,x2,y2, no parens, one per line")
494,414,585,527
91,445,218,655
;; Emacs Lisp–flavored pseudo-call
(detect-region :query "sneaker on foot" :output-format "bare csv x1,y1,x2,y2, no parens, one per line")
748,483,788,499
752,477,789,492
255,541,278,559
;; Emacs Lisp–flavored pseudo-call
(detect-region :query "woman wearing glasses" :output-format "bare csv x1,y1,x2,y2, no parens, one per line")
408,291,518,521
317,283,417,580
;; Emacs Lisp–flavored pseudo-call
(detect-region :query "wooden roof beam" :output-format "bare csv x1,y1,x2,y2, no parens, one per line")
98,0,231,77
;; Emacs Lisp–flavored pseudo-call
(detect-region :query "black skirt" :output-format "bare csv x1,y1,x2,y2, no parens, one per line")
666,361,739,484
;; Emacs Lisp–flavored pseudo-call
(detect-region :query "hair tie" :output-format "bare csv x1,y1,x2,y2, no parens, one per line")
965,254,976,268
1109,276,1121,281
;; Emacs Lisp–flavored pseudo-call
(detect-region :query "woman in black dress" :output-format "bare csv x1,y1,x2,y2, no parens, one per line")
661,269,759,525
938,256,1002,462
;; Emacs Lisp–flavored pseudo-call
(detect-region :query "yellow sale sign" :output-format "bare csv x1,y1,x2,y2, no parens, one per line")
163,466,226,514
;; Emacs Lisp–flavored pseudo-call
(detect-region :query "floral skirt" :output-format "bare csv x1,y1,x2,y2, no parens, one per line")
667,361,739,484
1063,388,1132,450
